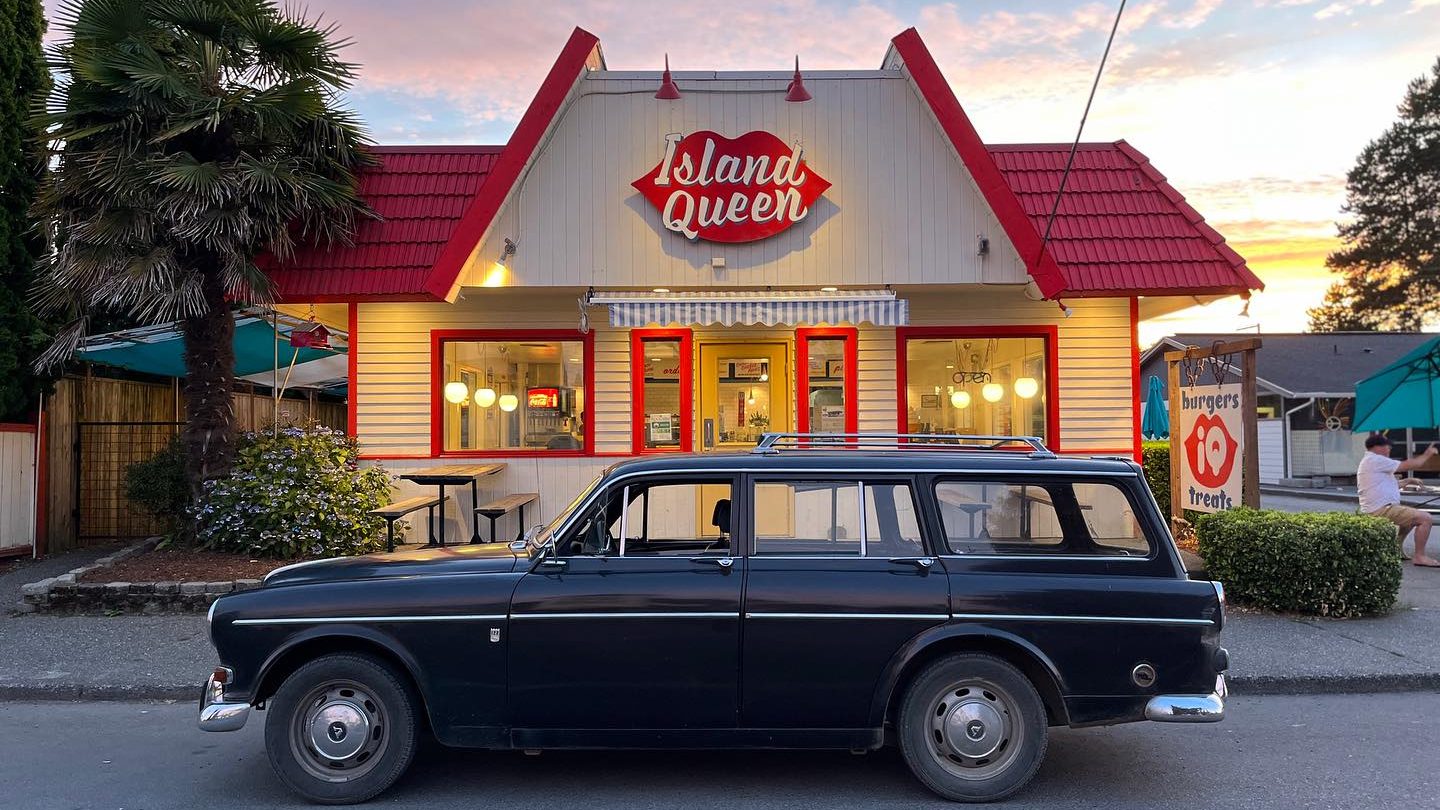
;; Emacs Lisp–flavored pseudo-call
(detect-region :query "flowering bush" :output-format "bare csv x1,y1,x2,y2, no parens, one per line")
194,424,393,559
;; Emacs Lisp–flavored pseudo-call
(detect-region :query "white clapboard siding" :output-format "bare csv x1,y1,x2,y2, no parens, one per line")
0,429,37,551
1257,419,1284,484
456,73,1030,292
355,287,1136,460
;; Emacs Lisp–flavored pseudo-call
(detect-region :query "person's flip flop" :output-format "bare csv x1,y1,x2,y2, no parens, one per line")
1414,560,1440,568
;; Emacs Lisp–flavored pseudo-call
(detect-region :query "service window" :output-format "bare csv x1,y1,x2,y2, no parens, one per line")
560,479,734,557
753,480,924,556
437,333,588,453
935,480,1150,557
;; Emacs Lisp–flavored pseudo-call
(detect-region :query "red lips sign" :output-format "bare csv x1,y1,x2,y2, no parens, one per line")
631,130,831,243
1183,412,1238,489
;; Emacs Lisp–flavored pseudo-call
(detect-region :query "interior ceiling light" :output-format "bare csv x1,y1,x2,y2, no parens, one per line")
498,394,519,413
1014,377,1040,399
950,390,971,409
982,382,1005,403
444,381,469,404
474,387,497,408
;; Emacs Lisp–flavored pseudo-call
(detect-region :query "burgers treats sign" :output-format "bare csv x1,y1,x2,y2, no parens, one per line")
632,130,830,243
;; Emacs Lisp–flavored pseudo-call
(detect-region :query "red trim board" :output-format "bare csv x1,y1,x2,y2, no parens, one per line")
1130,297,1143,461
347,303,358,438
795,327,859,435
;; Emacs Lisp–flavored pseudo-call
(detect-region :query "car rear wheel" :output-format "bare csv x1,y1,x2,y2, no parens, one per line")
264,653,420,805
897,652,1049,802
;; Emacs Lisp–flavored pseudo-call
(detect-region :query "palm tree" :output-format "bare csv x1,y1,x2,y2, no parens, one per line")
33,0,372,499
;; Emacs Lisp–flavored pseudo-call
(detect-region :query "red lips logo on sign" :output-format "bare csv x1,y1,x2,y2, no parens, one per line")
1182,412,1238,489
631,130,831,243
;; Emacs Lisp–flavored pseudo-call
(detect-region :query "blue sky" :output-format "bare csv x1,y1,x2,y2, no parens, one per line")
41,0,1440,338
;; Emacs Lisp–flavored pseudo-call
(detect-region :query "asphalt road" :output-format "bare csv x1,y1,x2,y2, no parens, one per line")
2,693,1438,809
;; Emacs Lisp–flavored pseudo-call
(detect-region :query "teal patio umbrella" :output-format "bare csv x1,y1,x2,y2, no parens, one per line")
1141,374,1170,439
1352,335,1440,432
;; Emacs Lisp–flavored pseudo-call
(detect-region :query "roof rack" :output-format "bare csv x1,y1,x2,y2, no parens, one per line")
752,432,1055,458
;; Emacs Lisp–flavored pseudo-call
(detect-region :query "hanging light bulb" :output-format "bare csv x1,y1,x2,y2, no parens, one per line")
444,381,469,404
1014,377,1039,399
746,389,757,405
982,382,1004,403
474,387,497,408
950,390,972,409
498,394,519,413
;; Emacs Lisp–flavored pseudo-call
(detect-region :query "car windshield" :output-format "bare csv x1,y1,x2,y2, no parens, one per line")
524,473,603,556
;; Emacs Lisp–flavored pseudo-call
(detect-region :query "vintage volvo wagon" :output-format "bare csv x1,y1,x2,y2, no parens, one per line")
200,433,1227,804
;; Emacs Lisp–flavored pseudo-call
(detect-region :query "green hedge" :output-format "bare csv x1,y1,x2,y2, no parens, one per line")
1197,508,1401,617
1141,440,1171,517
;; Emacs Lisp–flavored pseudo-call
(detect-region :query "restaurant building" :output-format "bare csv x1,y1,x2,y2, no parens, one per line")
270,27,1264,543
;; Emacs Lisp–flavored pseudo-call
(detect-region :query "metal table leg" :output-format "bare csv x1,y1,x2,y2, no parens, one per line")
468,477,483,544
434,483,447,547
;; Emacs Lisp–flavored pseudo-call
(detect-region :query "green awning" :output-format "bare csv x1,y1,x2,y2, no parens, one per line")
76,314,347,389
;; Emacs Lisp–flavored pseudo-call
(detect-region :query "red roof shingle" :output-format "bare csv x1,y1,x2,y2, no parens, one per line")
268,146,503,300
986,141,1263,296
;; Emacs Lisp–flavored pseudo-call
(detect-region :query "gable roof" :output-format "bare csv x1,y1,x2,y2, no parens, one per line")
988,143,1263,297
266,26,1265,303
1140,332,1436,397
268,146,503,301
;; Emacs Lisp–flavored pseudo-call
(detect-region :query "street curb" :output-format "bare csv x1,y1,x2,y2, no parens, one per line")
0,684,196,702
3,674,1439,703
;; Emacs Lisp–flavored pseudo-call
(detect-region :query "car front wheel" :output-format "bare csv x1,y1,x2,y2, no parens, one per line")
897,652,1049,802
264,653,420,804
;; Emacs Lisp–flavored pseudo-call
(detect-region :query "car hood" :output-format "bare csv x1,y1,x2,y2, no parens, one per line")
262,543,523,587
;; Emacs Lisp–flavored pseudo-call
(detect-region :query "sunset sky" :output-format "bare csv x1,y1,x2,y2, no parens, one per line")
45,1,1440,344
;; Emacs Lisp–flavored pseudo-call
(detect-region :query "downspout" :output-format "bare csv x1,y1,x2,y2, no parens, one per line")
1282,398,1316,480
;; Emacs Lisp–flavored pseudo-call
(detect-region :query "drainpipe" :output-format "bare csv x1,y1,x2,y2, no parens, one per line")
1282,398,1316,480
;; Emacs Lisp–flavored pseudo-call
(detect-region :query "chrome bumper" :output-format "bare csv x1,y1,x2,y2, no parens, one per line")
1144,674,1227,723
198,668,250,732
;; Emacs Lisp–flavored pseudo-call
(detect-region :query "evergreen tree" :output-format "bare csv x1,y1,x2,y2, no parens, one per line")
1309,58,1440,332
0,0,50,420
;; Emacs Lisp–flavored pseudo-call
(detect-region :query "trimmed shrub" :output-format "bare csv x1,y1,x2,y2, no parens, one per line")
1141,440,1171,517
1197,508,1401,617
194,424,393,559
124,435,189,533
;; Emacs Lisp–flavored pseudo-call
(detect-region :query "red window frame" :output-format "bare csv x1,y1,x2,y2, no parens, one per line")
796,327,859,435
430,329,595,458
895,325,1060,451
630,328,693,454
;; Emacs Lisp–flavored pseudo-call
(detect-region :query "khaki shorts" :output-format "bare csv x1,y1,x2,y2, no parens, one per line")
1369,504,1430,532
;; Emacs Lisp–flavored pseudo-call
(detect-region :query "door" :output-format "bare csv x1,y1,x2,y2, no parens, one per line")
697,343,789,452
740,476,951,729
508,476,742,730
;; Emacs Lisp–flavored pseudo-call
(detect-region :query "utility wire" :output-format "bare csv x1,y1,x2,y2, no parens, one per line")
1037,0,1128,264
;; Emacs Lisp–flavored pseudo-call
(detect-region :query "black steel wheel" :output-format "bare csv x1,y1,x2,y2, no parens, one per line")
264,653,420,804
898,652,1049,802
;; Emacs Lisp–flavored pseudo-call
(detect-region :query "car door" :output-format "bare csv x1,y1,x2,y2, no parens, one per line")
740,475,951,729
507,475,743,731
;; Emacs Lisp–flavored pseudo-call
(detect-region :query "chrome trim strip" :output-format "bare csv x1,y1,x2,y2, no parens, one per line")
232,614,507,625
950,612,1214,627
940,554,1151,562
745,612,950,620
511,612,736,620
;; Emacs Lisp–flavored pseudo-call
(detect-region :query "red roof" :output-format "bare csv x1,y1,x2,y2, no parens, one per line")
268,146,503,300
987,141,1263,297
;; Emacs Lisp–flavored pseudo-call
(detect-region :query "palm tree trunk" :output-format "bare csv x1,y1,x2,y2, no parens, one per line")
181,269,237,502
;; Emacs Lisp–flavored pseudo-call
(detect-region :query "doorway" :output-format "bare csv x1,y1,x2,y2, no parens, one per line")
697,342,790,452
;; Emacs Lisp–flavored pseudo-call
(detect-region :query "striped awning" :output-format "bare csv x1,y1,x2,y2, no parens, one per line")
593,289,909,328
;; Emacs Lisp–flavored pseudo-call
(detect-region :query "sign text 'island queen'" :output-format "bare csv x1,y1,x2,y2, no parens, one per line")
632,130,831,243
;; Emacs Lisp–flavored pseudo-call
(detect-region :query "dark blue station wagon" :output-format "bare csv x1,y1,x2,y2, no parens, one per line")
200,433,1227,804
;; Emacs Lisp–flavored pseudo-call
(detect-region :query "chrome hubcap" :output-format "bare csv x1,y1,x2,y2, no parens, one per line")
927,680,1023,780
290,681,387,782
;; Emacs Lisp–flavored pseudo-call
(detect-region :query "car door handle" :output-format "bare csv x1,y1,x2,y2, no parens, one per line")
691,557,734,572
539,558,568,570
888,557,935,573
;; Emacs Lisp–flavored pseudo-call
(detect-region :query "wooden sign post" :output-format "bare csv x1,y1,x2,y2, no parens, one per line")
1165,338,1261,531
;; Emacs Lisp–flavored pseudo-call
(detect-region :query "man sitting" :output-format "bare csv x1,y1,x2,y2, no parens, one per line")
1357,434,1439,568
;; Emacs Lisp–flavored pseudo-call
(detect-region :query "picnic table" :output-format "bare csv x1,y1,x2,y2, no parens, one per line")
399,463,506,546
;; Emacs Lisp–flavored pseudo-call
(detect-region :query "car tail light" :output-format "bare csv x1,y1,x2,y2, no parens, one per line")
212,667,230,686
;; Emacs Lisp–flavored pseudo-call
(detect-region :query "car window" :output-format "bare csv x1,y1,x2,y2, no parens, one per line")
935,480,1150,557
753,480,925,557
560,479,734,557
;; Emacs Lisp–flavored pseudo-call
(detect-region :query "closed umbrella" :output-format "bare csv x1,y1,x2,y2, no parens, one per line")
1141,374,1170,439
1352,335,1440,432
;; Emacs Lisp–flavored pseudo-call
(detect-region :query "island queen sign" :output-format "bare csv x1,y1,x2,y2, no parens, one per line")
632,130,831,243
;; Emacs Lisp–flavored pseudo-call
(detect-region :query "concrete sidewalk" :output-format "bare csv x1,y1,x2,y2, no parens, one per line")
2,546,1439,701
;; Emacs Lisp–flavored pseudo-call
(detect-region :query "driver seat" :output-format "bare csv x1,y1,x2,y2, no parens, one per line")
710,499,731,549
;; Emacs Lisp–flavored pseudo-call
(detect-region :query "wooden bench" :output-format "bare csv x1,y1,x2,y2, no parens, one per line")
370,495,448,552
474,493,539,544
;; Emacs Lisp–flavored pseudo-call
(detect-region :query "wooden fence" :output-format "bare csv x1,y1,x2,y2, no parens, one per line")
42,373,345,554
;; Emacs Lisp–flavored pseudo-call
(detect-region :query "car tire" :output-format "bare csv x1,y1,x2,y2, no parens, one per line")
264,653,421,805
897,652,1049,802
